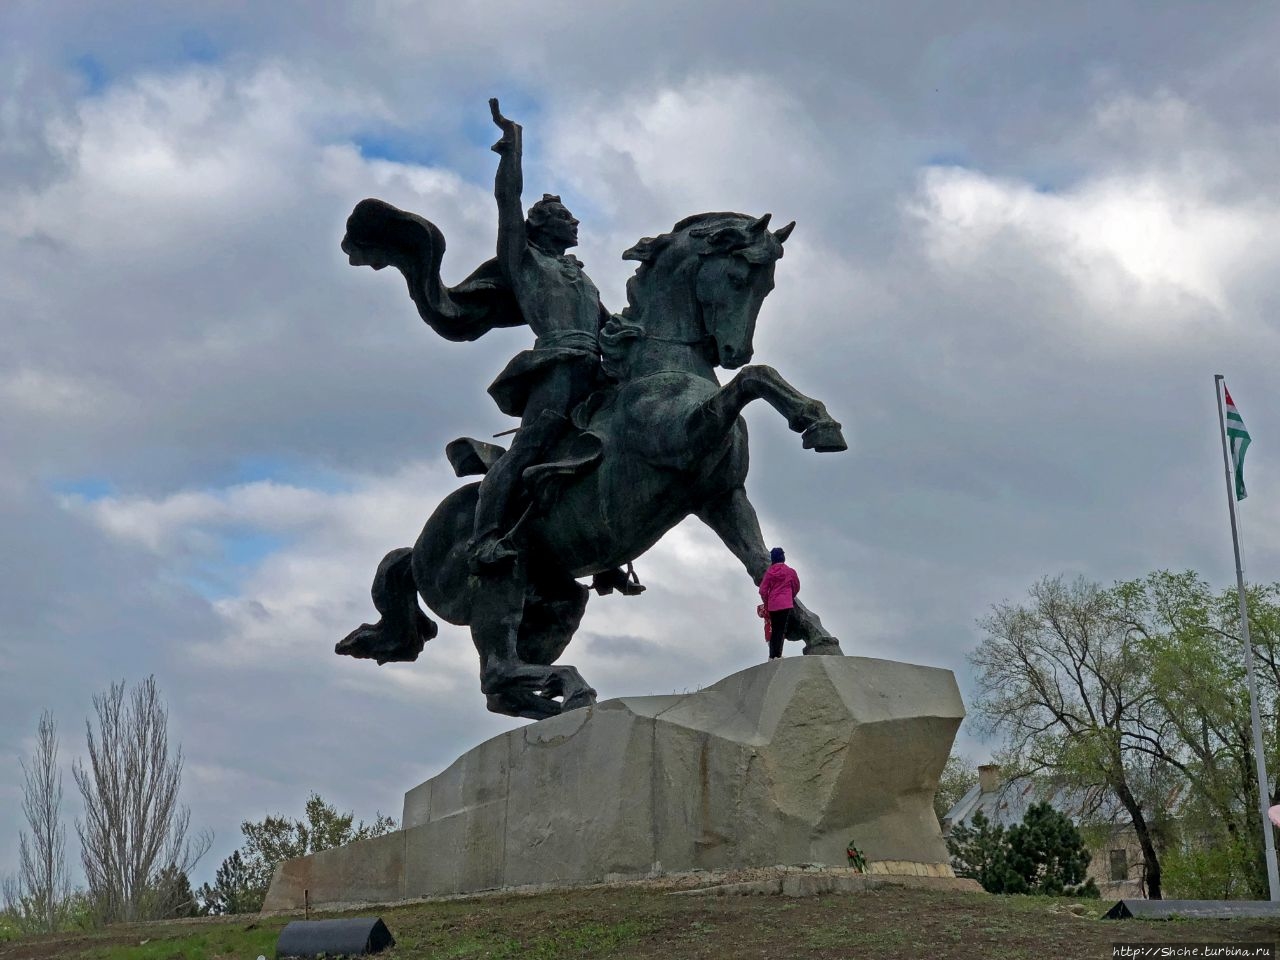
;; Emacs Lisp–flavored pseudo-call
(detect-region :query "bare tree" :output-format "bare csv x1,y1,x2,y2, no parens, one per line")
3,711,70,932
73,677,210,922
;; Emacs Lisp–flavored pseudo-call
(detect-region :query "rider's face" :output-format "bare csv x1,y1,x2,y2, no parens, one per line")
536,203,579,248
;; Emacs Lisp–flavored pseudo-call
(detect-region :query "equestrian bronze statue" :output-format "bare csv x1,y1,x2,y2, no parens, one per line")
336,99,847,719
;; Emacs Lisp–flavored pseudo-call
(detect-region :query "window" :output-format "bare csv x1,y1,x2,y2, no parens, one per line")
1109,849,1128,882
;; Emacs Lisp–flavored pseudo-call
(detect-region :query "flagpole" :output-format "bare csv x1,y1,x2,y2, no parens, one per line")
1215,374,1280,901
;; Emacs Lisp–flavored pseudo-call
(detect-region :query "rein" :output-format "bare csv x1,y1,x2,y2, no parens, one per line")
642,331,711,347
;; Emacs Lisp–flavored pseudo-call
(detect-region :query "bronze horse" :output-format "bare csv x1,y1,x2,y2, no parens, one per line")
337,211,847,718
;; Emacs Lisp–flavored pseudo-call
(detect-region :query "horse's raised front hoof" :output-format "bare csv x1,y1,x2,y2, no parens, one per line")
802,637,844,656
802,418,848,453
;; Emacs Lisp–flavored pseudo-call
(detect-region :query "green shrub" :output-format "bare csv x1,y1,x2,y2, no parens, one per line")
948,802,1099,897
948,810,1010,892
1162,832,1256,900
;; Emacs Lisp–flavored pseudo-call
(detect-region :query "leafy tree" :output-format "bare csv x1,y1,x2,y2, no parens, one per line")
1111,571,1280,899
974,570,1280,901
934,752,979,822
197,851,257,916
971,575,1174,897
198,793,396,914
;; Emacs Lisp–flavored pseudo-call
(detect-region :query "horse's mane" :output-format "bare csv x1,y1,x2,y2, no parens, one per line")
601,213,785,377
620,212,783,271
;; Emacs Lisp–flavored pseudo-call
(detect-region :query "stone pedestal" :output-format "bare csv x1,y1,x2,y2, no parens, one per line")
263,655,964,911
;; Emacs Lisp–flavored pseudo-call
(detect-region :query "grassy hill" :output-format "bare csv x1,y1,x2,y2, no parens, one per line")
2,882,1277,959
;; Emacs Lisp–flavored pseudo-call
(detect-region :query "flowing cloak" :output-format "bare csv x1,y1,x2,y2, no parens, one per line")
342,198,524,343
342,198,605,417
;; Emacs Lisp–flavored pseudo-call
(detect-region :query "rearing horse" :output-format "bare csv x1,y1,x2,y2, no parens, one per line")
337,211,848,719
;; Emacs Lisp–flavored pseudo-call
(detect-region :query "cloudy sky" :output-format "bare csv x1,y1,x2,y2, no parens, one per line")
3,1,1280,887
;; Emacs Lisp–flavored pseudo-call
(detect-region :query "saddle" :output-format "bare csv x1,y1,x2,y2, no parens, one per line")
448,387,612,486
444,427,643,596
444,437,507,477
444,430,603,509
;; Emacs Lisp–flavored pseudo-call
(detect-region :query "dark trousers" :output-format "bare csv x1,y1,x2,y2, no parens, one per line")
768,608,791,660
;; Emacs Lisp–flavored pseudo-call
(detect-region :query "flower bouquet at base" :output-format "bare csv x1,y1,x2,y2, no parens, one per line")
845,841,867,872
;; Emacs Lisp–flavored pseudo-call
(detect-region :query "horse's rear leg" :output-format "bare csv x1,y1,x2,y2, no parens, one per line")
517,574,591,666
336,547,438,664
696,488,843,655
471,570,596,720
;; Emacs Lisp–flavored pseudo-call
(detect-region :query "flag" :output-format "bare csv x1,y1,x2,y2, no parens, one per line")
1224,384,1251,500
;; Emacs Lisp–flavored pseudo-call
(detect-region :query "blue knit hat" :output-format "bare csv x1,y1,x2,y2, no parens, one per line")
770,547,785,563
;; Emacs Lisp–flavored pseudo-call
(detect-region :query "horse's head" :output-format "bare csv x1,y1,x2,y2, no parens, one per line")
689,213,793,368
620,212,794,370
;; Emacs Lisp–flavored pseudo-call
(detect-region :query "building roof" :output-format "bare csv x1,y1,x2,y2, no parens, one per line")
944,776,1132,832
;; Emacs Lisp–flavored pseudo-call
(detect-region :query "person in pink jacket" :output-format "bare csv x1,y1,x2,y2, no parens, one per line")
759,547,800,660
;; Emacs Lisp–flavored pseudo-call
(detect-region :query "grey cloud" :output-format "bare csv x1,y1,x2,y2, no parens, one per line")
579,631,662,659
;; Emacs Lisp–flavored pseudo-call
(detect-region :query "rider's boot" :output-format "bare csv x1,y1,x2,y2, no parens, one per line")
590,563,646,597
468,411,564,571
468,459,522,570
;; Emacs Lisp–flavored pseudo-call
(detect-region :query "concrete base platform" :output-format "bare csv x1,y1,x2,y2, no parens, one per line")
1105,899,1280,920
263,655,965,911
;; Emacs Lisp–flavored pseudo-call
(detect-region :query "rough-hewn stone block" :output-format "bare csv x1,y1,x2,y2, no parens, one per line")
264,655,964,909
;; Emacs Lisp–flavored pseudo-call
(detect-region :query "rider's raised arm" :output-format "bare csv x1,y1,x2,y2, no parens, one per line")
490,98,527,285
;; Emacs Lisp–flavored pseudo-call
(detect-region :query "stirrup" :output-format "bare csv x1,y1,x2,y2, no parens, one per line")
622,561,645,595
592,563,646,596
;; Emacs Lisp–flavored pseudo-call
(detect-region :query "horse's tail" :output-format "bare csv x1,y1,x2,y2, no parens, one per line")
335,547,437,664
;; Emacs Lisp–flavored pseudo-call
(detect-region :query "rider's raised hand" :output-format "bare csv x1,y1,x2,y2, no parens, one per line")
489,98,521,154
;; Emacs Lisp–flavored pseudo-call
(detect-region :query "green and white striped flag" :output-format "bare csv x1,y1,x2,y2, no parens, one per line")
1224,384,1251,501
